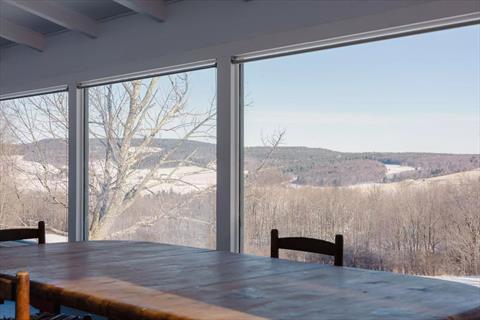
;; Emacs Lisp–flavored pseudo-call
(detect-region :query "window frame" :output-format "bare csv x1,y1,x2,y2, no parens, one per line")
0,87,70,240
80,62,219,245
0,14,477,252
236,20,480,253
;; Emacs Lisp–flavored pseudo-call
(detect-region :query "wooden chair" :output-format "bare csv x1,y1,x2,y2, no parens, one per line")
270,229,344,266
0,222,46,305
0,221,46,244
12,272,92,320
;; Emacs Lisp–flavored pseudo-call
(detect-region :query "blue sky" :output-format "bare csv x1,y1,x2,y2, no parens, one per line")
243,25,480,154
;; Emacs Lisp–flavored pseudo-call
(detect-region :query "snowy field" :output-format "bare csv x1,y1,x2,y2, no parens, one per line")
348,169,480,193
10,155,216,195
46,233,68,243
385,164,416,177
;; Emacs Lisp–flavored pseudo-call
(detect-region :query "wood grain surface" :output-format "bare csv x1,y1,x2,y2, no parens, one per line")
1,241,479,320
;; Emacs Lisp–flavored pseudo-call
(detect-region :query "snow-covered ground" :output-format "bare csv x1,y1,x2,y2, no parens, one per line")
10,155,67,193
91,163,216,195
349,169,480,193
9,155,216,195
385,164,416,177
46,233,68,243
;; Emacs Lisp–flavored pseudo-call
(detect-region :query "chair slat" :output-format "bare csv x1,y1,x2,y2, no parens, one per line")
0,221,46,244
271,229,344,266
277,237,337,256
0,229,40,242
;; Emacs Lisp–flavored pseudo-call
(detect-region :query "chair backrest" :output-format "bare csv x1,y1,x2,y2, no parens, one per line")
0,221,46,244
271,229,343,266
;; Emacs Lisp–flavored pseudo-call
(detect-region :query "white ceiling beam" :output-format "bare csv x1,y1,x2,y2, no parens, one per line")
113,0,166,22
4,0,99,38
0,18,44,51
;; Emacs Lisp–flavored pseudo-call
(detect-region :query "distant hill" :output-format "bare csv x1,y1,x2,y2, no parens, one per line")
245,146,480,186
10,138,480,187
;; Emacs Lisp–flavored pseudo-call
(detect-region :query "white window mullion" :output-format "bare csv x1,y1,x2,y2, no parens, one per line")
67,84,86,242
216,57,240,252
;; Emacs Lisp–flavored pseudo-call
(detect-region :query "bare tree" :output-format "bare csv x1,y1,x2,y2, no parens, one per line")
0,74,216,239
86,74,216,239
0,93,68,231
0,117,12,224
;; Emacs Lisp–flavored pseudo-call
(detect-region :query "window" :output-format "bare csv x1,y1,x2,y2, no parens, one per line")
242,25,480,278
86,68,216,248
0,91,69,242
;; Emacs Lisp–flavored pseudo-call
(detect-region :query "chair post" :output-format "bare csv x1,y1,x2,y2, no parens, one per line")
334,234,343,266
271,229,279,258
16,271,30,320
38,221,46,244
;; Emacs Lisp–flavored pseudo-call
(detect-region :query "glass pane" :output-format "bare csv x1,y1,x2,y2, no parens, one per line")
0,92,69,242
87,68,216,248
243,25,480,281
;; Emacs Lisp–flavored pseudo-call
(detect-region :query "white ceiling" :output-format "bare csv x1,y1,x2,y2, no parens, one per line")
0,0,174,49
1,0,478,97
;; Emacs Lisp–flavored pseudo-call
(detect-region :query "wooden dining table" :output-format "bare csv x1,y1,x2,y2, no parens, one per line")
0,241,479,320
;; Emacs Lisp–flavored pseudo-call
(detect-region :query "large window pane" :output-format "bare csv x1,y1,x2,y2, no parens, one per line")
242,25,480,281
0,92,68,242
87,68,216,248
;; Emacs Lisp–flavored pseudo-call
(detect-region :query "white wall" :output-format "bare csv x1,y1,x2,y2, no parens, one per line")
1,0,479,95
